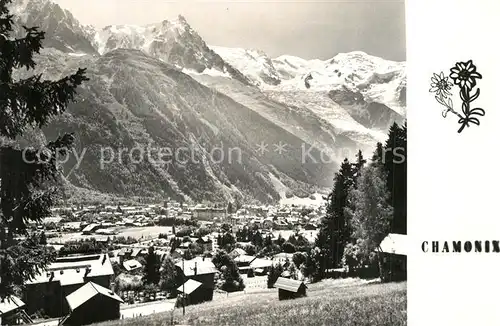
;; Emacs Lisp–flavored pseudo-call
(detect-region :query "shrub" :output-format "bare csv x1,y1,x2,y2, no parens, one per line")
267,264,284,288
282,242,296,253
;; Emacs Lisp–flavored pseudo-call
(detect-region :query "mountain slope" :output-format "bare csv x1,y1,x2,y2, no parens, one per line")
211,47,406,133
10,0,97,54
8,0,406,203
14,48,336,203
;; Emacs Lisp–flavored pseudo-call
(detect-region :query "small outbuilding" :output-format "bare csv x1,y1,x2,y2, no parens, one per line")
273,277,307,300
62,282,124,325
176,279,204,306
0,296,31,325
376,233,407,282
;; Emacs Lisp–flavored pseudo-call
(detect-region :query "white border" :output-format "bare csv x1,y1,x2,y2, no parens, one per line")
408,0,500,324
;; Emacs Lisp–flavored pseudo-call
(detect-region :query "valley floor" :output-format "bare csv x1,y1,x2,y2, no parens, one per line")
93,278,406,326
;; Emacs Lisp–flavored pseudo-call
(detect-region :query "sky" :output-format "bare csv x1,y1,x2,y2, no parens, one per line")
54,0,406,61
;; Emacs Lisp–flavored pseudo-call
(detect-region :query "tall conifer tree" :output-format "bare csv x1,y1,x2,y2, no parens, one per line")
352,149,367,184
383,121,407,234
316,158,354,270
0,0,88,298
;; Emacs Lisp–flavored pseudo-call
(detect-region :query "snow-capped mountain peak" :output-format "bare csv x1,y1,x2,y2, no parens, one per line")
208,45,281,86
93,14,206,56
9,0,98,54
210,45,406,116
90,16,251,84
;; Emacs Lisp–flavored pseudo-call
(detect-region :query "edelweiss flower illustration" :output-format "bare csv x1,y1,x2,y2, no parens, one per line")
449,60,482,90
430,59,485,133
429,72,453,98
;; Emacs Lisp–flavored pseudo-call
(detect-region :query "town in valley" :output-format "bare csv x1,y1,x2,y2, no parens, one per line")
1,194,406,325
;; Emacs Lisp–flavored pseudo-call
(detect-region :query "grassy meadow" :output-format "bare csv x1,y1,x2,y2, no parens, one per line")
94,279,406,326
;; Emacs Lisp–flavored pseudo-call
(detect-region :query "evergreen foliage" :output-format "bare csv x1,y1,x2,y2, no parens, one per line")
0,0,88,298
143,246,161,284
312,120,406,281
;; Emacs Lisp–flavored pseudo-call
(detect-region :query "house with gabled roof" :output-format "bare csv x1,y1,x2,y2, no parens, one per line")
82,223,100,235
176,279,204,306
175,257,217,303
376,233,407,282
23,253,114,318
62,282,123,325
0,296,32,325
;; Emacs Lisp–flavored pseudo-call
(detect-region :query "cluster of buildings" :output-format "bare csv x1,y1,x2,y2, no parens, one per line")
0,193,408,326
41,200,326,247
51,199,325,225
0,199,331,325
47,203,187,234
0,252,225,325
1,253,120,325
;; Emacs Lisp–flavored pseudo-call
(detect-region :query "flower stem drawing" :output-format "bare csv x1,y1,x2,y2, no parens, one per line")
430,60,485,133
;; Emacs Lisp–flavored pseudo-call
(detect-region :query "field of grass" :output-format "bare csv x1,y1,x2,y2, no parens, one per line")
94,279,406,326
49,226,174,243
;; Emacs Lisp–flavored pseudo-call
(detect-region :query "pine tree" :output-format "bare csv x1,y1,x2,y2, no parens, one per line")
143,246,160,284
0,1,87,298
371,142,384,165
264,234,272,247
383,121,407,234
276,234,285,248
352,150,367,187
316,158,354,271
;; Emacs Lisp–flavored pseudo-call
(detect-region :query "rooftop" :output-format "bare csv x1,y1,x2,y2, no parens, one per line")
230,248,247,257
0,296,25,315
123,259,143,271
250,258,273,269
177,279,203,295
273,277,307,293
26,254,114,285
377,233,407,256
234,255,256,264
66,282,123,311
176,257,217,276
